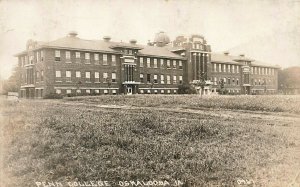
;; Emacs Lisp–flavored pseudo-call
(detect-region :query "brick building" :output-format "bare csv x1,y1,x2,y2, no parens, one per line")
16,31,186,98
210,52,279,94
15,31,279,98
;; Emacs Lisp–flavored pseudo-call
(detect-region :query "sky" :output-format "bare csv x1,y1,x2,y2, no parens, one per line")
0,0,299,79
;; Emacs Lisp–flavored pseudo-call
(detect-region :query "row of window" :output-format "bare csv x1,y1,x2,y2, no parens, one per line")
139,89,177,94
212,63,276,75
212,77,240,86
55,50,117,63
250,67,275,75
252,78,275,86
139,57,183,69
213,63,240,73
56,89,117,95
140,74,183,84
55,71,117,83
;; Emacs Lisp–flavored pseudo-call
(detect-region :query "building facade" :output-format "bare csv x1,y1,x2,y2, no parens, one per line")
209,52,279,95
16,32,186,98
15,31,279,98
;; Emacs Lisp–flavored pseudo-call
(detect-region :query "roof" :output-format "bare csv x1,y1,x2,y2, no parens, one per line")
16,35,185,60
211,53,280,68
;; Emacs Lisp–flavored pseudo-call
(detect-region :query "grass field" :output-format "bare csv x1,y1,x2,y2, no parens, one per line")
0,95,300,187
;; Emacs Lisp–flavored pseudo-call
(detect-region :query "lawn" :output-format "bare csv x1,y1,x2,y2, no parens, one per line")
65,94,300,114
0,95,299,186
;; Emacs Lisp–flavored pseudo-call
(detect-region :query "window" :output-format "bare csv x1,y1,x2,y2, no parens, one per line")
76,89,81,94
41,71,44,81
258,68,261,75
112,55,116,66
56,89,61,94
167,60,171,68
160,59,164,68
112,90,117,95
103,72,108,82
154,59,158,68
227,78,230,85
36,51,39,62
173,76,177,84
55,50,60,61
30,56,34,64
179,61,183,69
66,90,71,94
55,71,61,82
161,90,164,94
55,71,61,78
140,90,144,94
76,71,81,78
153,74,158,83
140,74,144,83
161,75,165,84
66,51,71,60
95,72,100,82
214,77,217,85
237,66,239,73
236,78,239,85
167,75,171,84
94,54,99,61
223,64,226,72
228,65,231,73
140,57,144,67
41,51,44,61
85,72,91,82
76,52,80,58
104,89,108,94
172,60,176,69
95,90,100,94
112,73,116,82
232,78,235,84
85,53,90,60
179,76,183,84
75,52,80,63
214,63,217,72
147,58,150,68
66,71,71,82
36,71,39,82
103,54,108,65
232,65,235,73
94,54,99,64
219,64,222,72
251,67,253,74
86,89,91,94
147,74,151,83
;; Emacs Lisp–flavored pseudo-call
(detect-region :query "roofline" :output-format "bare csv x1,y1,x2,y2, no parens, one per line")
211,60,280,68
110,45,144,50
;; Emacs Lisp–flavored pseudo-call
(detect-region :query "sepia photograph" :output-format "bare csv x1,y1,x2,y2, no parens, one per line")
0,0,300,186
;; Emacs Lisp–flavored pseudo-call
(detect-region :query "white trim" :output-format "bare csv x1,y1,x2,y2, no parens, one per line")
54,87,119,90
139,88,178,90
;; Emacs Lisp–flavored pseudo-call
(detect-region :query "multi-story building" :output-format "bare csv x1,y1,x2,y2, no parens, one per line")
15,31,186,98
210,52,279,94
15,31,279,98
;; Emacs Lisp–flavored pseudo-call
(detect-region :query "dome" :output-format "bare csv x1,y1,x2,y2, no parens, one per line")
154,31,170,47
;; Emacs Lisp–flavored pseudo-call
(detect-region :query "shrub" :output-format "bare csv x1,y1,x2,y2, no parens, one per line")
43,93,63,99
178,84,197,94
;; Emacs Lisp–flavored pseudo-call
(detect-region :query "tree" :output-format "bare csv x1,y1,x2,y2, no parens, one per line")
2,66,20,94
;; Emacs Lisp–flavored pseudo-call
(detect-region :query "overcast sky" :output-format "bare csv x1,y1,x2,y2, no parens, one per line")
0,0,299,79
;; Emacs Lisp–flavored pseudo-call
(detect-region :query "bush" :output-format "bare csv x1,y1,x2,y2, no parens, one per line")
178,84,197,94
43,93,63,99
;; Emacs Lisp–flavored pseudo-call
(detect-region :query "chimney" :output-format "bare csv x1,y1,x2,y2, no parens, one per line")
69,31,78,37
103,36,111,42
224,51,229,56
240,54,245,57
129,39,137,45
